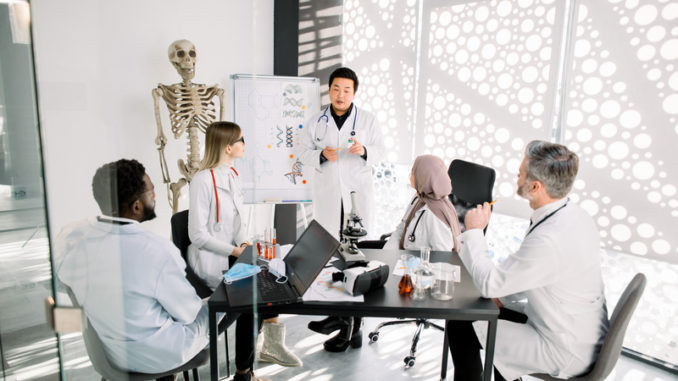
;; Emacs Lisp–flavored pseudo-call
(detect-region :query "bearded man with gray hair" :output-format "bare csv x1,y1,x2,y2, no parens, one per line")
446,141,610,381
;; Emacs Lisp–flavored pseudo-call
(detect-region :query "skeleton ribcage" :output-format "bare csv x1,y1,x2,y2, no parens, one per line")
159,83,219,137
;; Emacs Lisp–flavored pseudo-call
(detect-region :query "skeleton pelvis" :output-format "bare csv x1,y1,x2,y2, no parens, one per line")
177,159,198,182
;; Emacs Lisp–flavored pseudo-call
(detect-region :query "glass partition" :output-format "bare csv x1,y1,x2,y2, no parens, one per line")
28,1,273,379
0,1,58,379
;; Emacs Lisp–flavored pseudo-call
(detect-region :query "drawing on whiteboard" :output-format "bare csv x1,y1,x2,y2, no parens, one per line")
242,154,274,185
282,110,305,118
284,84,302,94
276,126,284,147
283,97,304,108
248,89,276,120
286,126,294,148
232,74,318,202
284,160,304,185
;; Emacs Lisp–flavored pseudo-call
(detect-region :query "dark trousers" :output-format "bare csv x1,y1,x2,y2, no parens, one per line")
228,250,276,373
220,257,276,372
446,307,528,381
234,313,265,371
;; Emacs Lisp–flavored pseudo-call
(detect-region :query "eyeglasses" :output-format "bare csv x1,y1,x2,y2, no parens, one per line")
235,136,245,144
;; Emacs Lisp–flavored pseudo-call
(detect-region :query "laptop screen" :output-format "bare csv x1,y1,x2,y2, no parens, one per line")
285,220,340,294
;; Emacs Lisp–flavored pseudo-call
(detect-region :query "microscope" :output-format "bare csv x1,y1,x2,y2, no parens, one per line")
338,191,368,265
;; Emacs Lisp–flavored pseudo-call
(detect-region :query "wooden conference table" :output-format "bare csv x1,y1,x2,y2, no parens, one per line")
208,248,499,381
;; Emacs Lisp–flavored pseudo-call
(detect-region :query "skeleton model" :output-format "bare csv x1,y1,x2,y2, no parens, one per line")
152,40,224,213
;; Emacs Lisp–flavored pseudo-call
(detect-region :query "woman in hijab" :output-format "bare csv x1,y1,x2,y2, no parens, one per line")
310,155,462,353
385,154,462,252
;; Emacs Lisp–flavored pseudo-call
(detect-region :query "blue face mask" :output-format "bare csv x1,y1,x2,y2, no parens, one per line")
223,263,261,284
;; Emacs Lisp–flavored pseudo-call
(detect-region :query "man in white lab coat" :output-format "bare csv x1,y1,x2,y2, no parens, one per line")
298,66,384,239
298,67,384,352
448,141,609,381
55,159,268,381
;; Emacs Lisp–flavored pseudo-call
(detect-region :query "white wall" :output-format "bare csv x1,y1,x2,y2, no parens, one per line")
31,0,274,237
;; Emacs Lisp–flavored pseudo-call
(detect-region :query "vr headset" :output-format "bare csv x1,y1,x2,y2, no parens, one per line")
332,260,390,296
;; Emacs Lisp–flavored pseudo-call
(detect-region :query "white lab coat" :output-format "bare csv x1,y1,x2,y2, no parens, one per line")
457,198,609,380
188,164,248,289
384,197,456,252
298,105,384,239
54,217,209,373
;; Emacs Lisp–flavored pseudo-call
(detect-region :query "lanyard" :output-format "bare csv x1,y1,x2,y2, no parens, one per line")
210,167,239,225
525,202,567,238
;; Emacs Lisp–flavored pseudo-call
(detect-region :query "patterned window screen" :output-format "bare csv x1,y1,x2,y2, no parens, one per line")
345,0,566,227
343,0,678,263
415,0,564,219
563,0,678,263
343,0,419,164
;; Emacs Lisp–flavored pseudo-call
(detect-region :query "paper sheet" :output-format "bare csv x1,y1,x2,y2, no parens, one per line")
302,266,364,302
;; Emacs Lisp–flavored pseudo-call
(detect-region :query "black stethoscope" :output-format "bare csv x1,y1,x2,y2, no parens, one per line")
210,166,238,232
408,210,427,242
407,197,426,242
525,201,568,238
315,105,357,141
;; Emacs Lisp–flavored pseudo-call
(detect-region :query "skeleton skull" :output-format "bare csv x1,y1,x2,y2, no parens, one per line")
168,39,197,82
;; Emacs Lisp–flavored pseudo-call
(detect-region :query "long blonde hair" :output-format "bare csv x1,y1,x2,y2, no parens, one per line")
200,121,242,170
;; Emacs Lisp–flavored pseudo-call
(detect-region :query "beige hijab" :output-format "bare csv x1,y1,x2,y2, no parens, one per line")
399,155,461,252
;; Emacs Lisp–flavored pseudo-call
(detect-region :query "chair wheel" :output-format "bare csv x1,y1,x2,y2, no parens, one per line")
404,355,415,367
368,332,379,343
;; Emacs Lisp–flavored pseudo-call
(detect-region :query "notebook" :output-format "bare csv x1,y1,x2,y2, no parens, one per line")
225,219,340,307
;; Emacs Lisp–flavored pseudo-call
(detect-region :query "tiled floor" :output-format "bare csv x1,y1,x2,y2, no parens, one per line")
4,313,678,380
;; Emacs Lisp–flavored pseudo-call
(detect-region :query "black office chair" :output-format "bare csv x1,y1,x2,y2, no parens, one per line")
171,210,213,298
171,210,237,377
448,159,496,233
362,159,496,368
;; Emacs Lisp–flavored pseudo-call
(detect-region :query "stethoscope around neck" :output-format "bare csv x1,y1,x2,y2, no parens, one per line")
209,166,238,232
315,105,357,142
408,209,426,242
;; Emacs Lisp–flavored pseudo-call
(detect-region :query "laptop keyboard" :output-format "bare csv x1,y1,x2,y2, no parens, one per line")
256,272,296,301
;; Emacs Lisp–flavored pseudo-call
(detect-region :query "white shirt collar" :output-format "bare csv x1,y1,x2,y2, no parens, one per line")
97,215,139,225
530,197,569,225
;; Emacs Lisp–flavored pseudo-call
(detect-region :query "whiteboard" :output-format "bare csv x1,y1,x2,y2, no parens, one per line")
231,74,320,203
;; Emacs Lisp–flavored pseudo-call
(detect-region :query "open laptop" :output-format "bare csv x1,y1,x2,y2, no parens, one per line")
225,219,340,307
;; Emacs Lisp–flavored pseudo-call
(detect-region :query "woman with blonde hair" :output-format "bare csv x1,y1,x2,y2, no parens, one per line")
187,122,300,381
